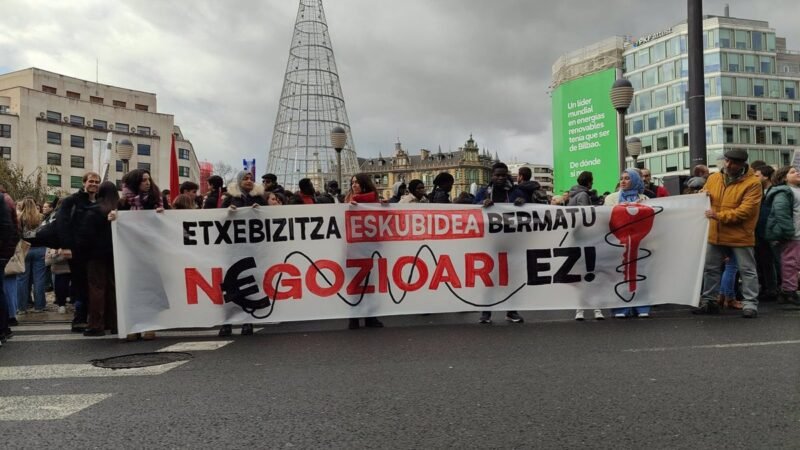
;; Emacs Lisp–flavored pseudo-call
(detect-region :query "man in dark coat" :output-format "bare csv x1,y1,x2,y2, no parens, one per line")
0,185,19,343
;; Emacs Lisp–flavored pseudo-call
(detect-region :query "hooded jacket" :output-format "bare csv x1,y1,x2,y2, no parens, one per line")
567,184,592,206
703,167,762,247
222,182,267,208
764,185,797,241
511,180,547,205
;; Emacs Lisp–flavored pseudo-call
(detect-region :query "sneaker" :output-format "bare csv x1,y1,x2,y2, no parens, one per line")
506,312,524,323
478,312,492,324
691,302,720,315
57,306,66,314
614,313,627,319
71,323,87,333
779,290,800,306
16,310,26,316
574,310,585,321
218,325,233,337
637,312,650,318
241,324,254,335
126,333,141,342
364,317,384,328
594,309,605,320
742,309,758,318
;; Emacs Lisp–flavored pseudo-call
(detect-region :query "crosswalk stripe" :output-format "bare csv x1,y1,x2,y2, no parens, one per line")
0,361,189,381
11,324,72,332
10,328,264,342
157,341,233,352
0,394,112,421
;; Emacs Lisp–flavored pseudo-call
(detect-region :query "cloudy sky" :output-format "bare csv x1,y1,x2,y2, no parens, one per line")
2,0,798,171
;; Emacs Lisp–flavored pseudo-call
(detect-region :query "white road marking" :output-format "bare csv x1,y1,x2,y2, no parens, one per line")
10,328,264,342
11,324,72,332
157,341,233,352
0,361,189,381
624,339,800,353
0,394,112,421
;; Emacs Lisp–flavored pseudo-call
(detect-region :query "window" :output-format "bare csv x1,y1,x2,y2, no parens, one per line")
628,72,642,90
704,52,720,72
726,52,742,72
762,103,775,121
135,104,149,112
113,100,126,108
637,48,650,68
46,110,61,122
652,87,668,108
736,77,749,97
767,33,776,52
66,91,80,100
719,29,732,48
740,126,752,144
179,148,191,160
70,176,83,189
735,30,749,49
744,54,756,73
660,62,675,83
755,126,766,144
672,129,684,148
70,135,85,148
90,96,103,104
652,42,666,62
647,113,658,131
656,134,669,151
706,101,721,121
71,155,85,168
47,174,61,187
137,126,151,135
114,122,129,132
632,117,644,134
637,92,652,111
721,77,734,96
753,79,765,97
760,56,773,74
795,105,800,122
625,54,635,71
643,67,658,88
663,108,676,127
752,32,763,51
770,127,783,145
47,152,61,165
0,124,10,138
778,103,790,122
116,160,123,172
69,115,85,126
768,80,781,98
747,103,759,120
787,127,798,145
47,131,61,145
137,162,151,171
785,81,797,100
641,135,653,153
179,166,190,177
93,119,107,130
0,147,10,159
679,58,689,77
665,153,680,172
724,126,735,144
137,144,151,156
42,85,57,94
667,35,685,57
729,101,743,120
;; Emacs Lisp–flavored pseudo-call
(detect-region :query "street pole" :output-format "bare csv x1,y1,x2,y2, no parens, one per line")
330,126,347,196
610,78,634,177
688,0,707,170
336,150,342,194
617,112,627,174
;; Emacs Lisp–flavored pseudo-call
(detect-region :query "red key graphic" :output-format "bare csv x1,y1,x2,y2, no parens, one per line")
609,204,655,293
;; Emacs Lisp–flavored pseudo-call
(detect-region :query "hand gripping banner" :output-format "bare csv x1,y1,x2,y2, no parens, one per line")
112,194,709,335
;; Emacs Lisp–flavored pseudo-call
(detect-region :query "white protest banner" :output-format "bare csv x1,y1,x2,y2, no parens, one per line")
113,194,709,335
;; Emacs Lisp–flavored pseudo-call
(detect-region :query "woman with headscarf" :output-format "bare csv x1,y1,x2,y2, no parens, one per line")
604,168,651,319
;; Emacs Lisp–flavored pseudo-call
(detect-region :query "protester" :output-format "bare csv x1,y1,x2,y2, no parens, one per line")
203,175,226,209
511,167,548,205
693,149,762,317
0,185,19,345
764,166,800,305
474,162,525,325
266,192,286,206
261,173,286,195
345,173,384,330
388,181,407,203
641,169,669,198
428,172,454,204
297,178,318,204
318,181,342,204
57,172,101,332
605,169,651,318
16,198,47,314
179,181,199,202
83,182,120,336
222,171,267,209
45,248,70,314
119,169,164,339
567,171,604,321
160,189,172,210
453,192,475,204
754,165,778,301
172,194,197,210
399,179,428,203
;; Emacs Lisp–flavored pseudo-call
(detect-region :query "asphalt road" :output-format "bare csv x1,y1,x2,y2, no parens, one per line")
2,304,799,449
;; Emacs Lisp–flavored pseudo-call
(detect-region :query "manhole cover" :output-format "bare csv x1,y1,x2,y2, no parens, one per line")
91,352,193,369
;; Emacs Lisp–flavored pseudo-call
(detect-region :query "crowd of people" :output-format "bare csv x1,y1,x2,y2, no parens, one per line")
0,149,798,347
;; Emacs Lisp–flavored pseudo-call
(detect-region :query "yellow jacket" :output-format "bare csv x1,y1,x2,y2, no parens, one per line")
703,168,762,247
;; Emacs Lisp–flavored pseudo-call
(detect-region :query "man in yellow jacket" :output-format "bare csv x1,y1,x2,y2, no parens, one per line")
694,148,763,317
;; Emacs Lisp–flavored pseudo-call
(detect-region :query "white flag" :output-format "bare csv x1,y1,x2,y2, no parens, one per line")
101,132,113,181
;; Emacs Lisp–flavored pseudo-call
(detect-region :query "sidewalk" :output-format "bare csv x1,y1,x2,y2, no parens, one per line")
14,292,72,324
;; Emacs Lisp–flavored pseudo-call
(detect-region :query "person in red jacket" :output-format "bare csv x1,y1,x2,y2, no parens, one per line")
345,173,384,329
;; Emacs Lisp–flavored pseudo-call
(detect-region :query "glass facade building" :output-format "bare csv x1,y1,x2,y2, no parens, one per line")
623,16,800,175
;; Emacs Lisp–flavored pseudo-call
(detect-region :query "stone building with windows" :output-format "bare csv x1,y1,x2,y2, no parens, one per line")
358,135,497,199
0,67,199,193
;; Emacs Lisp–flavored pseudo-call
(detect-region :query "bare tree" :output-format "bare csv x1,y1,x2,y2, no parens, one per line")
212,161,236,186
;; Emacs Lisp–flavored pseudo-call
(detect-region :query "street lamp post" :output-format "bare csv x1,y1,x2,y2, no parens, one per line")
116,138,134,175
610,78,634,176
627,137,642,169
330,126,347,192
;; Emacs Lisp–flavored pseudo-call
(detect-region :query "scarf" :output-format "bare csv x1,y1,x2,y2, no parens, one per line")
619,169,645,203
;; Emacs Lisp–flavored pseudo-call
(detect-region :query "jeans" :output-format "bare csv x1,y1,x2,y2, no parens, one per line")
612,306,651,316
17,246,47,311
3,275,17,318
755,238,778,296
0,259,10,335
702,244,759,311
778,240,800,292
720,254,738,298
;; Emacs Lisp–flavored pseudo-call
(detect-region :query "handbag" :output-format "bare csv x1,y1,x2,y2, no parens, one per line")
4,239,31,276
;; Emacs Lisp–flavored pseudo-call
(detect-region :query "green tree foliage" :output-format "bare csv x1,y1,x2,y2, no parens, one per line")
0,158,51,204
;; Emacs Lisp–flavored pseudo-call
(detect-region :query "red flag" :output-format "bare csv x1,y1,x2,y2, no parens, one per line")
169,133,179,203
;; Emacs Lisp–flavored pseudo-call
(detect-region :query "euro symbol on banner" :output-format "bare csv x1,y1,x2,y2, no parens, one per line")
221,257,271,311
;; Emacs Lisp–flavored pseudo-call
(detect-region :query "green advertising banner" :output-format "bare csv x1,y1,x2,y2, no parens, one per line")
552,68,619,195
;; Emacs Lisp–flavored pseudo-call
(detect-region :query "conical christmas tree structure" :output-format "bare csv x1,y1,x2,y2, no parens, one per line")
266,0,359,191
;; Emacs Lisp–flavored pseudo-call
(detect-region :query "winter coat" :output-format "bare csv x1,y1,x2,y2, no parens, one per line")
603,191,648,206
703,167,762,247
56,189,95,253
511,180,548,205
203,188,225,209
567,184,592,206
427,187,451,204
350,191,379,203
764,185,796,241
221,183,267,208
388,182,405,203
399,193,429,204
0,192,19,260
474,181,514,204
81,204,114,262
